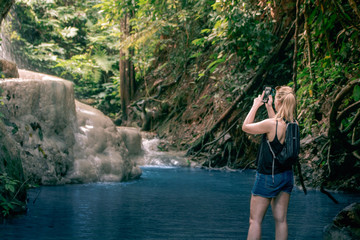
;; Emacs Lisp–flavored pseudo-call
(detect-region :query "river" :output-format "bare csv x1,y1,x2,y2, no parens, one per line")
1,140,359,239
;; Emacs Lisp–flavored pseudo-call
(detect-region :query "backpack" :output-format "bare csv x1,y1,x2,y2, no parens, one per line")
267,120,307,194
267,120,300,167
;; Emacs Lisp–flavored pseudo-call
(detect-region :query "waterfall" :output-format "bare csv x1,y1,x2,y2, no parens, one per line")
139,138,189,167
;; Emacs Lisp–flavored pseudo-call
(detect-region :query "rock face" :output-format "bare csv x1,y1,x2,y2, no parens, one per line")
323,202,360,240
0,69,141,185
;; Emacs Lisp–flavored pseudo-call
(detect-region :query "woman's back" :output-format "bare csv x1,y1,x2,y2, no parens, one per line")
266,118,286,145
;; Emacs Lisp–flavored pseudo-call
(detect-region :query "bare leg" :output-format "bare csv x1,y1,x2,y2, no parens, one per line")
271,192,290,240
247,195,271,240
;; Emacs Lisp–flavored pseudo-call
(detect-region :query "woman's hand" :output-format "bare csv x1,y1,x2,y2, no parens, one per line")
266,94,273,107
265,94,275,118
253,92,265,109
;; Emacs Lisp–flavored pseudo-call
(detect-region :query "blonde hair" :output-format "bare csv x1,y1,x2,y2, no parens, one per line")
274,86,296,122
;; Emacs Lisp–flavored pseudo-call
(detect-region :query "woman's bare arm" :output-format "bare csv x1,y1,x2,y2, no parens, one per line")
242,94,273,135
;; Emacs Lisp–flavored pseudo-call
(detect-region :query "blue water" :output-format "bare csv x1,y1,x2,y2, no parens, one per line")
1,167,359,240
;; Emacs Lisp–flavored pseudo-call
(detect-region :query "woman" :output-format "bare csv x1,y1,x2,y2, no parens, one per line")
242,86,297,240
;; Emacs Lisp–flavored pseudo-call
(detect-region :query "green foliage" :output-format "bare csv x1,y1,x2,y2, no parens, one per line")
7,0,280,117
0,173,22,217
296,0,360,136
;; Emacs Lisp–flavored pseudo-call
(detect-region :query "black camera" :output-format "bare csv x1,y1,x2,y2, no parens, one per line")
262,87,272,103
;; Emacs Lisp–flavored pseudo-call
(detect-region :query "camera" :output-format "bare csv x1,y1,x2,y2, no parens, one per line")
262,87,272,103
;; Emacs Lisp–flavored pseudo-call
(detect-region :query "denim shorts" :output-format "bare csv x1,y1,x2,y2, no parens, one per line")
251,170,294,198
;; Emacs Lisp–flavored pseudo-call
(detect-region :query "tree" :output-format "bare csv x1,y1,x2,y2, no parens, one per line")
119,11,136,122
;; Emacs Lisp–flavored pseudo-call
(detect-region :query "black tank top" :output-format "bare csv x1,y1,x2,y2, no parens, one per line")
255,120,292,175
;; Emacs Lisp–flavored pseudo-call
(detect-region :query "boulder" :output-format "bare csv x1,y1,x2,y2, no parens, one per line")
323,202,360,239
70,101,142,183
0,69,141,185
0,58,19,78
0,70,77,184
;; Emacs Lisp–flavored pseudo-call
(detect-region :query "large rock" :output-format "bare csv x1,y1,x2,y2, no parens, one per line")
0,58,19,78
323,202,360,239
0,69,141,185
69,101,142,183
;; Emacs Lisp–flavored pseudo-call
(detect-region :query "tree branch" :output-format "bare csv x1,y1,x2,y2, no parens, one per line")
329,79,360,139
337,100,360,122
341,109,360,135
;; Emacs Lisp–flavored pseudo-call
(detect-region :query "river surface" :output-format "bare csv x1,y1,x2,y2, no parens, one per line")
1,166,360,240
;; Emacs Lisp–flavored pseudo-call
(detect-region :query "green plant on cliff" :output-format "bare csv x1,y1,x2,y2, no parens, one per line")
0,173,24,217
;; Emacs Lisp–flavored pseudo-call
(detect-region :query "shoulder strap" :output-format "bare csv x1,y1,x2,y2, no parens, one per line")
267,140,276,160
266,140,276,183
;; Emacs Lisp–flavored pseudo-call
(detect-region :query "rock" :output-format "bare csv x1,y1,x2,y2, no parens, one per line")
0,58,19,78
0,69,141,185
0,70,77,184
323,202,360,240
70,101,142,183
117,127,143,156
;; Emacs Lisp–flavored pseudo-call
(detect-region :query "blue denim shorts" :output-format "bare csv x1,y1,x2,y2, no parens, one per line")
251,170,294,198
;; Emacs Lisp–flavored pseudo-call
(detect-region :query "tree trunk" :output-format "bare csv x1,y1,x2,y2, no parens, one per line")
128,48,135,100
304,0,314,80
293,0,300,92
119,11,137,122
120,15,129,121
0,0,15,24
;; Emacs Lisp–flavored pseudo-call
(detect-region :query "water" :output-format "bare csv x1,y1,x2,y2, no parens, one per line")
1,167,359,240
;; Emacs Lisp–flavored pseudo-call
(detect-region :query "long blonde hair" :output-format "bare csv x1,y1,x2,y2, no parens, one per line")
274,86,296,122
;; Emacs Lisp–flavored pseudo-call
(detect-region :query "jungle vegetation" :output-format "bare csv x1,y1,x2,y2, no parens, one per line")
1,0,360,217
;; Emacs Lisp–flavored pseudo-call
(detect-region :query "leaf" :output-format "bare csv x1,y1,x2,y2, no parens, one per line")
5,184,15,193
60,27,79,38
191,38,205,46
353,85,360,101
94,54,113,72
207,56,226,73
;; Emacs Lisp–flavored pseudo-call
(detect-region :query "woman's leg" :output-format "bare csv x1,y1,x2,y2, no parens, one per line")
271,192,290,240
247,195,271,240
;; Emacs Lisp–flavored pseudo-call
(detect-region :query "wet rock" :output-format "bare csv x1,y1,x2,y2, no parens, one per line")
70,101,142,182
0,70,77,184
0,58,19,78
0,69,141,185
117,127,143,156
323,202,360,240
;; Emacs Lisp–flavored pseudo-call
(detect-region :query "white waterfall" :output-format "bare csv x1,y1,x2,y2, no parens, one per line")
139,138,189,167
